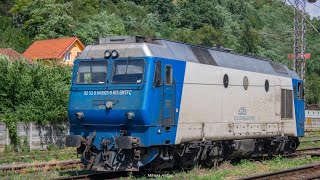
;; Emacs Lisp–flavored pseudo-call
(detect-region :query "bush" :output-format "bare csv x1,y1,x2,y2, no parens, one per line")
0,56,71,145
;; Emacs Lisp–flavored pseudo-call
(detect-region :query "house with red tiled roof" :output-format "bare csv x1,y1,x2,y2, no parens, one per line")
0,48,32,64
0,48,24,59
23,37,85,66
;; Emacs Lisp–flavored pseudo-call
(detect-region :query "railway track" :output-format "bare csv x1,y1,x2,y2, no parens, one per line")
300,139,320,144
1,147,319,179
54,172,107,180
0,159,82,174
55,172,132,180
55,148,320,180
0,151,76,164
0,149,74,159
238,162,320,180
295,147,320,156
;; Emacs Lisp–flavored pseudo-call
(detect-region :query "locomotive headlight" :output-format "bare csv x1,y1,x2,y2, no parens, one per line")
111,50,119,58
126,111,135,120
104,50,111,59
106,101,113,109
75,112,84,120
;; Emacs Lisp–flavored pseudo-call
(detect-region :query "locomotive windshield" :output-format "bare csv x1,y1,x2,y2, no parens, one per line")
76,61,108,84
112,59,145,84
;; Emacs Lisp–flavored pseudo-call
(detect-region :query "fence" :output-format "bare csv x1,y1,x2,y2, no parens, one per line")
0,122,69,152
305,110,320,131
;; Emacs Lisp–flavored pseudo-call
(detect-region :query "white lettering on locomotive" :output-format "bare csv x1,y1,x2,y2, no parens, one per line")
83,90,132,96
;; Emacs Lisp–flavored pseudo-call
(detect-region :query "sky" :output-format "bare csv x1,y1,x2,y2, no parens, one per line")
286,0,320,18
306,1,320,18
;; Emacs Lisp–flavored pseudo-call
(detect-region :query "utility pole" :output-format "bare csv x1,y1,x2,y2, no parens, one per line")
293,0,306,82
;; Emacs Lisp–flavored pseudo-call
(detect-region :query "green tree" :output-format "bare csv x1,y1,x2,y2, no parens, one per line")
11,0,75,39
75,12,126,45
0,0,14,16
145,0,176,22
0,16,31,53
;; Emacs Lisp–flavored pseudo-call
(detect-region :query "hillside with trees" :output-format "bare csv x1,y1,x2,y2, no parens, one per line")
0,0,320,133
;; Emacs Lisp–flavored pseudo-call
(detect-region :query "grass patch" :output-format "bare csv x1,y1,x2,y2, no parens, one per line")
0,148,77,165
0,164,84,180
13,156,316,180
299,132,320,149
161,156,320,180
298,141,320,149
3,133,320,179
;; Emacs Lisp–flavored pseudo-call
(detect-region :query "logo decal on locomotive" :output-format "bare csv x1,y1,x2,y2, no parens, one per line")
238,107,247,115
234,107,256,120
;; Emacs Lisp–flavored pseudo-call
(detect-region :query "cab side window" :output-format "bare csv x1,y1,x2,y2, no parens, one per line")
153,61,162,86
165,65,173,85
297,82,304,99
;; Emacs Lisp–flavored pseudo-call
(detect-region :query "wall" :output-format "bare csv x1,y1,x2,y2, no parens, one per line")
0,122,69,152
60,40,84,66
305,110,320,131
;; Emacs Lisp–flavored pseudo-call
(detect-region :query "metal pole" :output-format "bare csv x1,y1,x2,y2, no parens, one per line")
293,0,306,82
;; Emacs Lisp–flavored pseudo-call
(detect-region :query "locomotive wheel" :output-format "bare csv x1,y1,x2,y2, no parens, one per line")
178,164,194,171
203,158,219,169
152,167,162,173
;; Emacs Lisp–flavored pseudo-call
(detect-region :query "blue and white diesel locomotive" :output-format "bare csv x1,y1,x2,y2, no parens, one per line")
66,36,305,171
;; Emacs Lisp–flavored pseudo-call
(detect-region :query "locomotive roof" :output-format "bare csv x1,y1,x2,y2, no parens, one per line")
79,36,300,79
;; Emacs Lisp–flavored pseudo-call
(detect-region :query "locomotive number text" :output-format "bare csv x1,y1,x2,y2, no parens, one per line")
83,90,132,96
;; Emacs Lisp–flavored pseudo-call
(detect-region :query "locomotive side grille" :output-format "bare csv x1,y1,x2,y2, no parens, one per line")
286,90,293,118
191,47,217,66
281,89,293,119
281,89,286,118
269,61,288,74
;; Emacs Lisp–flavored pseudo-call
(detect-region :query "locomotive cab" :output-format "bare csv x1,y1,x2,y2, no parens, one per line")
69,58,147,126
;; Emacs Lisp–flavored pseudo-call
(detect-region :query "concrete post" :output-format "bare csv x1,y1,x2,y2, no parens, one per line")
29,123,32,150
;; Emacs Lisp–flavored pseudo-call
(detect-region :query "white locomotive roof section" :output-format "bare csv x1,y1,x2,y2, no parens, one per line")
78,36,300,79
79,43,147,58
210,50,274,75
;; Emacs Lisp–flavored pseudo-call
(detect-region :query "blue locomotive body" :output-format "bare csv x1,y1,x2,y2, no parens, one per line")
66,36,305,171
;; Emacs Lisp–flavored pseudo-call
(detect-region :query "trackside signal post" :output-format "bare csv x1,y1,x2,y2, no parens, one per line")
293,0,306,82
293,0,318,82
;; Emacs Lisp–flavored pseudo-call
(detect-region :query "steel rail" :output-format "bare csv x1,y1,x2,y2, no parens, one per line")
54,172,130,180
0,159,81,173
0,151,75,162
55,147,320,180
237,162,320,180
300,139,320,143
296,147,320,152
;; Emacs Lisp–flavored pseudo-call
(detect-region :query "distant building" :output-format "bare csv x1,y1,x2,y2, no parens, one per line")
23,37,85,66
0,48,32,64
305,110,320,131
0,48,24,59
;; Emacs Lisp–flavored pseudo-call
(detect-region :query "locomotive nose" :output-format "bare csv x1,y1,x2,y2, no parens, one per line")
68,90,145,126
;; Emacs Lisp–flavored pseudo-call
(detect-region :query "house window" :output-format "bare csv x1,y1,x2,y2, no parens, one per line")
64,52,71,61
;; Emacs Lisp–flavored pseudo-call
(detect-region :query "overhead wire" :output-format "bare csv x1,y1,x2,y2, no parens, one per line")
286,0,320,54
307,1,320,9
287,0,320,35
